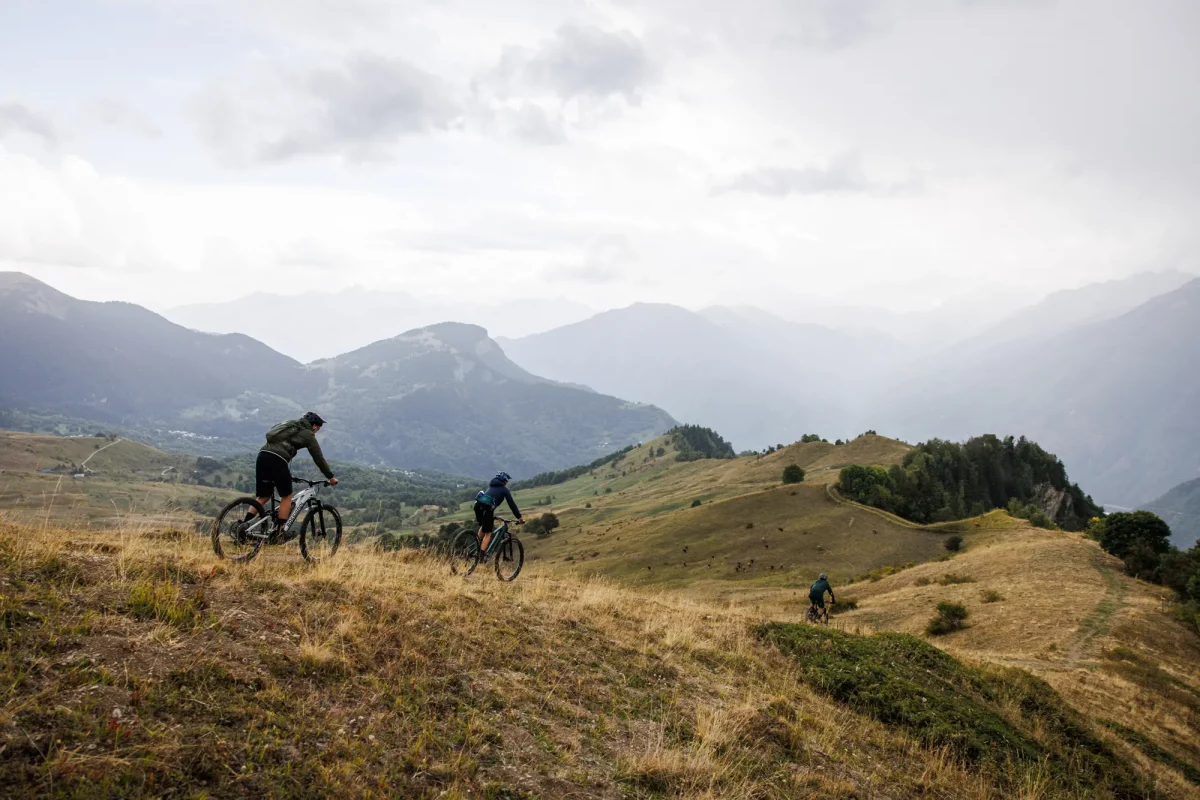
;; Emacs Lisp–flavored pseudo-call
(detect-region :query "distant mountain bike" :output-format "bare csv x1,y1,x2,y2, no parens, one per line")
806,602,831,626
212,477,342,564
449,517,525,581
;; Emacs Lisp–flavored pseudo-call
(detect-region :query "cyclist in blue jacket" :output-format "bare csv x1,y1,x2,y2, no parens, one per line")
475,472,524,553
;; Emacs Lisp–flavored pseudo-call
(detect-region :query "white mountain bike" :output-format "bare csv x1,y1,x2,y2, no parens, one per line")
212,477,342,564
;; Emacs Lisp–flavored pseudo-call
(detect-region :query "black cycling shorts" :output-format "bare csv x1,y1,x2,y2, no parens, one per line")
809,594,827,609
474,500,496,533
255,450,293,499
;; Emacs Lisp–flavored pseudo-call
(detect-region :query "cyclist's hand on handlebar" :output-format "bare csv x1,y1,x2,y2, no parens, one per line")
516,518,525,525
328,477,338,486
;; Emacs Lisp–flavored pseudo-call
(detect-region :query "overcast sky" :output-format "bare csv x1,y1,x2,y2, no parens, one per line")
1,0,1197,313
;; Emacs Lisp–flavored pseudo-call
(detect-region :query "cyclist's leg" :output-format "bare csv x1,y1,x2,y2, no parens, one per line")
250,452,274,521
476,503,495,553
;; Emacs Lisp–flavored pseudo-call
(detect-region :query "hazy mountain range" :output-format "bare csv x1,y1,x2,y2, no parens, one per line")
499,271,1199,508
0,272,672,477
869,277,1200,508
4,268,1198,510
164,288,596,362
499,303,892,450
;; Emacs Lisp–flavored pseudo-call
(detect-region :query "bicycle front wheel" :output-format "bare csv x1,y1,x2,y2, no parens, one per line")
494,536,524,582
213,498,267,563
299,504,342,564
449,530,480,576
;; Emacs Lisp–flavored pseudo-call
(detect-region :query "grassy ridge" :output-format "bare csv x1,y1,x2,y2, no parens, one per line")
760,623,1153,798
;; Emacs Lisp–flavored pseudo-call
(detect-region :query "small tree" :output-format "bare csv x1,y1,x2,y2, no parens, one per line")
943,535,963,552
926,602,969,636
782,464,805,485
527,512,561,539
691,498,702,508
1096,511,1171,560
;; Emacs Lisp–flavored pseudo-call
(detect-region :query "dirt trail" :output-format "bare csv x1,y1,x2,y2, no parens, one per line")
1064,549,1127,665
993,549,1127,673
80,437,124,469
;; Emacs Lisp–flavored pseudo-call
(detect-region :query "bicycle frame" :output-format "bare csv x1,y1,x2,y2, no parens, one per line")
483,517,513,557
244,480,325,542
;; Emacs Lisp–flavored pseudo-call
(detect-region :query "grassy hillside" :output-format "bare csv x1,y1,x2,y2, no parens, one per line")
3,518,1198,798
424,434,920,592
0,431,233,529
0,431,472,535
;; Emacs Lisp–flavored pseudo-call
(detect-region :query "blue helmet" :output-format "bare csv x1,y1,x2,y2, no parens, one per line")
495,471,512,483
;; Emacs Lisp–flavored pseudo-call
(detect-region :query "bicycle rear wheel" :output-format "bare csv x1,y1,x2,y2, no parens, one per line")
213,498,267,563
449,530,481,576
299,504,342,564
494,536,524,582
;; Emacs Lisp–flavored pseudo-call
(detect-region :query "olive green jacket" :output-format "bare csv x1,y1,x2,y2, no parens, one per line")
260,418,334,479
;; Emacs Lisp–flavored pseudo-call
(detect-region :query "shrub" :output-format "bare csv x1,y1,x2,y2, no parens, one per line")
926,602,969,636
584,502,592,509
938,573,975,586
915,577,931,587
830,598,858,614
943,535,963,552
782,464,805,485
745,522,754,529
981,589,1004,603
690,499,702,508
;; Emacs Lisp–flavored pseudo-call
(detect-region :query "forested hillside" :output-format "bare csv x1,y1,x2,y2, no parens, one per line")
838,434,1101,529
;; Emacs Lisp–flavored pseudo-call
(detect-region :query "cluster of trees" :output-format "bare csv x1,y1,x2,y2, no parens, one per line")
837,435,1101,530
1091,511,1200,634
670,425,736,461
511,444,637,490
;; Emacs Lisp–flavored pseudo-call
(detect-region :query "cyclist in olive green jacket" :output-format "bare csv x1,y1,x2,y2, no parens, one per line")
255,412,338,531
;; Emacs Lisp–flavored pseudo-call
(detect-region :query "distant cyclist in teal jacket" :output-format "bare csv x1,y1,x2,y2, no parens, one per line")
474,472,524,553
809,573,836,622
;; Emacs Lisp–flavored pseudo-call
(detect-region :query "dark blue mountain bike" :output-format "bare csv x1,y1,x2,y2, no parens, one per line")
449,517,525,581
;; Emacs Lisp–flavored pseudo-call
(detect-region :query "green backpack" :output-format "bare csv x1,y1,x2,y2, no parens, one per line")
265,419,301,444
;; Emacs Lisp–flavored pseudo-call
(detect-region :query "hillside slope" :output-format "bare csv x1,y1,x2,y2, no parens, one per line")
428,433,922,592
1143,478,1200,549
3,519,1198,798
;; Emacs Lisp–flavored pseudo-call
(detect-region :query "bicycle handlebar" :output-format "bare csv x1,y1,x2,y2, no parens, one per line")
291,477,332,487
496,517,524,525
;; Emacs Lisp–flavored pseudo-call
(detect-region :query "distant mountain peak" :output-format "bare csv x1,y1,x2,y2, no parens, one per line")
0,271,73,319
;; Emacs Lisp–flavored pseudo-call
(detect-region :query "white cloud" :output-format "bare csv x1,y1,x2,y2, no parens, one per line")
0,103,58,145
2,0,1198,314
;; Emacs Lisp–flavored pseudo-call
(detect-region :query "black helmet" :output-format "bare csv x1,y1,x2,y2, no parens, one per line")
303,411,326,427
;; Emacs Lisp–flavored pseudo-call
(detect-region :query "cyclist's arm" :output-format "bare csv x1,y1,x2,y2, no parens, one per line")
502,487,522,520
301,430,335,480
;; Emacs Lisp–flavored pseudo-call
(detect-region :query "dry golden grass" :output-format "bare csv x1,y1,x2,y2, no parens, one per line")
7,517,1182,798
